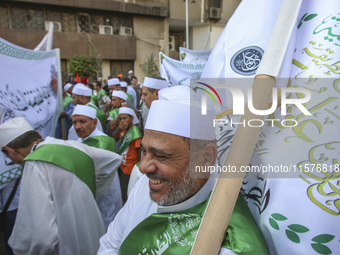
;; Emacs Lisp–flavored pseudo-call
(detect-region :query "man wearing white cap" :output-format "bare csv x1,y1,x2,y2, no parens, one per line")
107,78,121,95
0,117,122,254
72,105,122,229
140,76,170,109
55,83,74,139
119,81,135,110
113,107,142,203
108,91,127,133
68,83,106,140
98,86,269,254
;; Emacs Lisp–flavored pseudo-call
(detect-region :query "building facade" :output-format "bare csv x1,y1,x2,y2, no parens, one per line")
0,0,240,83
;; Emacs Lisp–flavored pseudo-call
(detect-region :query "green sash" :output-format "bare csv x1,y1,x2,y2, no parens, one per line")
63,95,73,110
119,194,269,255
109,108,119,121
119,125,142,154
87,104,107,130
127,94,134,104
97,90,108,98
91,94,98,107
23,144,96,197
83,136,116,153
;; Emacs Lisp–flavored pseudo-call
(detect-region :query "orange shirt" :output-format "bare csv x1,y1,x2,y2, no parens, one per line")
119,136,142,175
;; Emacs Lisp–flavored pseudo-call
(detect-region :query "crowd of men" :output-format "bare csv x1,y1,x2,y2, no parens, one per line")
0,71,269,254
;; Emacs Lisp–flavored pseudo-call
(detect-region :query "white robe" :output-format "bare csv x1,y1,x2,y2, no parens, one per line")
98,174,236,255
9,137,122,255
80,128,123,229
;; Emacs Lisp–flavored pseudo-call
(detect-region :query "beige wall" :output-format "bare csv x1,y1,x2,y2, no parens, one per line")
133,16,169,81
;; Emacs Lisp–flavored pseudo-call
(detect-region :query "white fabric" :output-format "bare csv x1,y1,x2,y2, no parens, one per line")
72,83,92,97
108,78,120,86
143,77,170,90
119,82,127,88
72,104,97,119
0,38,62,188
80,129,123,229
98,173,235,255
111,91,127,101
0,117,33,148
179,47,212,64
159,52,205,86
63,83,72,92
9,137,122,255
119,107,139,125
199,0,340,254
127,86,137,109
127,163,143,196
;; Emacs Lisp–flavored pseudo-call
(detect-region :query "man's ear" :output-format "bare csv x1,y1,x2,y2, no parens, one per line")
2,146,16,154
155,89,160,98
201,143,217,167
93,118,98,125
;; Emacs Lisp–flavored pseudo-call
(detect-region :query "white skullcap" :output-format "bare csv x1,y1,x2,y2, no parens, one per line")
63,83,72,92
112,91,127,101
119,107,139,125
72,83,92,97
145,86,215,140
71,105,97,119
108,78,120,86
143,77,170,90
120,82,127,88
128,70,133,74
0,117,34,148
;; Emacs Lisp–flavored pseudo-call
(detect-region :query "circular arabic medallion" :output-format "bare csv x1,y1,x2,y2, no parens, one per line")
230,46,264,76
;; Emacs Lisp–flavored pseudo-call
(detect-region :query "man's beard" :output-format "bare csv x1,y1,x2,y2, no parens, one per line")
147,163,203,206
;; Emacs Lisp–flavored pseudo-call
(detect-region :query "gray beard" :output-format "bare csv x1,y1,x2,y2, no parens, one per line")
153,165,202,206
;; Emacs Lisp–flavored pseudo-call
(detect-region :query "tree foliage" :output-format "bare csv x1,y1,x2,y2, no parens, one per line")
139,52,159,79
67,35,102,79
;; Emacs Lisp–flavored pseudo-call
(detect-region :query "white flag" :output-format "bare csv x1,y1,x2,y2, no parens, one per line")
200,0,340,254
179,47,211,64
0,37,62,188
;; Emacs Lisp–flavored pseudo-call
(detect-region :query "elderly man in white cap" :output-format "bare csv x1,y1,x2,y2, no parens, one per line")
113,107,142,203
55,83,74,139
98,86,269,254
68,83,107,140
119,81,135,109
0,117,122,255
71,105,122,229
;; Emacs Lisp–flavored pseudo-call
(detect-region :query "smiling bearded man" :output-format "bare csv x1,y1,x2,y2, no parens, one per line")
98,86,269,255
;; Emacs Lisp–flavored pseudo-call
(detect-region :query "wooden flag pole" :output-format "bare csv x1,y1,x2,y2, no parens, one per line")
191,0,303,254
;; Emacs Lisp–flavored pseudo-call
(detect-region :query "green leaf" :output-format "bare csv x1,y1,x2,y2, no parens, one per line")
311,243,332,255
286,229,300,243
271,213,287,221
312,234,335,244
288,224,310,233
304,14,318,21
269,218,279,230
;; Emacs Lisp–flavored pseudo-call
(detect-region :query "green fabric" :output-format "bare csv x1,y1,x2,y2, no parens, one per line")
118,125,142,154
109,108,119,121
91,94,98,107
87,104,107,130
63,95,73,110
119,194,269,255
23,144,96,197
83,135,116,153
127,94,134,104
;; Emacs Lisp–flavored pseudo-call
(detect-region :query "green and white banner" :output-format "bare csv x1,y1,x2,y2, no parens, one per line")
179,47,211,64
199,0,339,254
0,37,62,188
159,52,205,86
